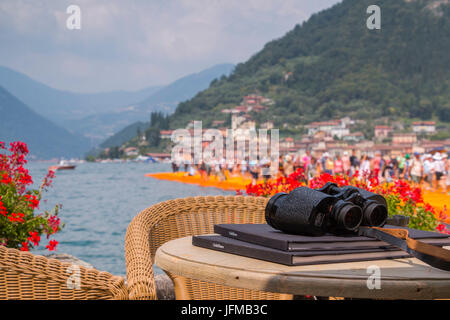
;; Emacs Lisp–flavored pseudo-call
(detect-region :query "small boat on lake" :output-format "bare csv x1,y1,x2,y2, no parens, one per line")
49,160,76,171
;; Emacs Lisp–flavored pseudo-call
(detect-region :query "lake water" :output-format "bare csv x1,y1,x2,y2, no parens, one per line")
28,162,232,277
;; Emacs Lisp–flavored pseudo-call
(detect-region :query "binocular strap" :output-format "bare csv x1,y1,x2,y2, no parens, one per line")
358,227,450,271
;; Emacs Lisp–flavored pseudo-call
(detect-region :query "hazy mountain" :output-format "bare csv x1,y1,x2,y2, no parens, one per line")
0,86,89,159
0,63,233,145
139,63,235,111
168,0,450,129
0,65,164,122
79,63,235,144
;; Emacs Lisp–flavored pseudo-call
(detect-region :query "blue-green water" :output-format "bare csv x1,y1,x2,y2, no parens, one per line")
28,162,232,277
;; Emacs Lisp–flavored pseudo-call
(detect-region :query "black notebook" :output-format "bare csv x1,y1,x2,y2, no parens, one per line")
214,224,450,252
192,235,413,266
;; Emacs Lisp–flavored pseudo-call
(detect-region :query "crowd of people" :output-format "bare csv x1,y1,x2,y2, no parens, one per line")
171,150,450,193
286,150,450,193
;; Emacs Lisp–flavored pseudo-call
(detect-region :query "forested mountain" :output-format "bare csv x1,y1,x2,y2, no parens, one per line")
99,121,149,149
168,0,450,129
0,87,89,158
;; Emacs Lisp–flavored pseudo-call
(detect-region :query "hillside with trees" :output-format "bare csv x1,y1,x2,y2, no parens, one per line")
168,0,449,130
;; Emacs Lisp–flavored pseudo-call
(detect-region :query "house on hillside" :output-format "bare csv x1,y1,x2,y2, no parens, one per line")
221,94,270,115
231,114,255,130
260,121,274,130
412,121,436,135
306,119,349,139
160,130,174,139
374,125,393,140
416,139,450,153
280,137,294,149
243,95,265,107
231,114,246,129
392,133,417,145
212,120,226,127
124,147,138,157
252,105,265,113
343,132,364,142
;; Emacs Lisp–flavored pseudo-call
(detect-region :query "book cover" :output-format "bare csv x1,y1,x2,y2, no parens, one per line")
214,224,450,251
192,235,412,266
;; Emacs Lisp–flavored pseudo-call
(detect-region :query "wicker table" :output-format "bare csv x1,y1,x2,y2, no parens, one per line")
155,236,450,299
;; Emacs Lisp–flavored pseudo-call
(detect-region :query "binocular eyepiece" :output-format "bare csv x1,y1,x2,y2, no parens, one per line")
317,183,388,228
265,183,388,236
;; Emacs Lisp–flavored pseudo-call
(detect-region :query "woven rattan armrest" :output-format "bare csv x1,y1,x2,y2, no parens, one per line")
0,245,128,300
125,195,293,300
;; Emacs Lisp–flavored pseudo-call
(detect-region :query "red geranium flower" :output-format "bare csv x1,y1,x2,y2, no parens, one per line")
1,173,12,185
24,194,39,209
0,198,7,217
27,231,40,246
46,240,59,251
20,241,29,251
1,141,62,251
9,141,29,155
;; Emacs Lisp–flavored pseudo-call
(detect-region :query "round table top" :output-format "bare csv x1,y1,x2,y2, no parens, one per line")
155,236,450,299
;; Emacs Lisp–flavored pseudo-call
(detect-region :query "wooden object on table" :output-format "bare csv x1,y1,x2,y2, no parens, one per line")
156,236,450,300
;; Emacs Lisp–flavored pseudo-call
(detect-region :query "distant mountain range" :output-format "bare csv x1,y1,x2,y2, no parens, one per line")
64,63,235,143
0,63,235,151
0,65,163,122
0,86,89,158
139,63,235,111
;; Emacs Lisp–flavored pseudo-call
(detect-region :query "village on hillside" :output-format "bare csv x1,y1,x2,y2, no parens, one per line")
107,94,449,163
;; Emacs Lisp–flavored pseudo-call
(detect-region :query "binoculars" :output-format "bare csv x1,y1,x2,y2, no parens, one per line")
265,182,388,236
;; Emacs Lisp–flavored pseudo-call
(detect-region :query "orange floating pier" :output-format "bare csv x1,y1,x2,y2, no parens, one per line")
423,190,449,223
145,172,256,191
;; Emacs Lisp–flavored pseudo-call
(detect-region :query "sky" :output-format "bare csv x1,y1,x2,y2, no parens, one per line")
0,0,341,93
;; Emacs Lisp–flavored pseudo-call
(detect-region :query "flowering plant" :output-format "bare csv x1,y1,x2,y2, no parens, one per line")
245,168,449,234
0,141,62,251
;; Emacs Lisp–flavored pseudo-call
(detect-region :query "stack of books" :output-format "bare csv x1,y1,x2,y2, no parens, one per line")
192,224,450,266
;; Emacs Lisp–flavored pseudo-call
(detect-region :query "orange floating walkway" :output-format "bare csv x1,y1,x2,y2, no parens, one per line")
423,190,449,223
145,171,257,191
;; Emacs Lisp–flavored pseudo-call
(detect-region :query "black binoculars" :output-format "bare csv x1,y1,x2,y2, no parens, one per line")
265,182,388,236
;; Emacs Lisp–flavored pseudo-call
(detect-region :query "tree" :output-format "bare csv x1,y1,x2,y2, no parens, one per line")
109,146,122,159
145,127,161,147
137,127,142,139
150,111,170,129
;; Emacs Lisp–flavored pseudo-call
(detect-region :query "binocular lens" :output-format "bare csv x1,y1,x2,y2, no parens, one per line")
264,185,388,236
363,203,388,227
337,203,363,231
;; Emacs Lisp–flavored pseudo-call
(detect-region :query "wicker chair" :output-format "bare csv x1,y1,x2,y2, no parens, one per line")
125,195,293,300
0,245,128,300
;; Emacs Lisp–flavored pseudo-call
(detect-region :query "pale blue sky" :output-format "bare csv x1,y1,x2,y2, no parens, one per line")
0,0,341,93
